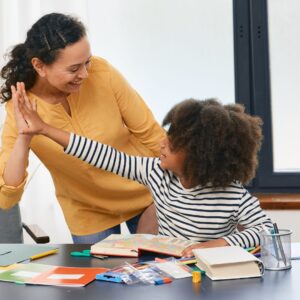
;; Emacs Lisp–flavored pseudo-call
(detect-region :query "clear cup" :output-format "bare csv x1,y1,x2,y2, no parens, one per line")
260,229,292,270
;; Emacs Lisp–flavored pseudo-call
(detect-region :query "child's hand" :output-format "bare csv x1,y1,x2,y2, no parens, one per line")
182,238,230,257
13,82,46,135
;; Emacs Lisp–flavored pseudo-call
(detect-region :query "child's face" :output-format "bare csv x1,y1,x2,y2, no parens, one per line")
159,137,186,176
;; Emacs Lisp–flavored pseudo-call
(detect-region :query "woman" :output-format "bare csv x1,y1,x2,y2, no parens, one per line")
0,13,165,243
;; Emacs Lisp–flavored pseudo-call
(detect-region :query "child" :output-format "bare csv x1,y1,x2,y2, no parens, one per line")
14,86,272,256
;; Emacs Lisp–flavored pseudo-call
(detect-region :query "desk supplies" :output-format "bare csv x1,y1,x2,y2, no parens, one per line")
154,277,172,285
193,246,263,280
249,246,261,254
71,249,107,259
0,245,58,267
260,227,292,270
154,261,192,279
273,223,287,266
96,271,124,283
91,234,195,257
192,271,201,283
123,262,173,285
96,262,150,285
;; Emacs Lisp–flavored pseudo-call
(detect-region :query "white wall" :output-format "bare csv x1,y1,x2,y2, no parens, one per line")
266,210,300,242
87,0,234,123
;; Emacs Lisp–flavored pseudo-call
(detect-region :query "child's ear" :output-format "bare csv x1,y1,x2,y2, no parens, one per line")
31,57,46,78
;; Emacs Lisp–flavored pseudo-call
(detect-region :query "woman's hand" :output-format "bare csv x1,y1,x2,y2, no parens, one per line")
12,82,46,135
11,82,32,138
182,238,230,257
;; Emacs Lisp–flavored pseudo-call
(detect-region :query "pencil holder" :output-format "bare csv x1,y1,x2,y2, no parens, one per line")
260,229,292,270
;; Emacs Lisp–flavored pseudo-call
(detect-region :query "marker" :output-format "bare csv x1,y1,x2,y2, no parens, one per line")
154,277,172,285
245,247,255,252
250,246,261,254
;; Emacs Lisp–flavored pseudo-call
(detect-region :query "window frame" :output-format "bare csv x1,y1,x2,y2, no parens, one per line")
233,0,300,193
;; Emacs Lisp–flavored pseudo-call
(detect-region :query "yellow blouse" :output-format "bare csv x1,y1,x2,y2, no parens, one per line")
0,56,165,235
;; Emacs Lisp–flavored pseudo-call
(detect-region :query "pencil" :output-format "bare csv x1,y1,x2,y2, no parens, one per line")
30,249,58,260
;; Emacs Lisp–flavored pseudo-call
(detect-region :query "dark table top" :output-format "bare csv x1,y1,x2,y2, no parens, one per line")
1,244,299,300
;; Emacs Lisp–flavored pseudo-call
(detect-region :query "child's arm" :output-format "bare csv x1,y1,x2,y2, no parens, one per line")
181,189,273,257
17,88,158,186
182,238,229,257
222,190,273,247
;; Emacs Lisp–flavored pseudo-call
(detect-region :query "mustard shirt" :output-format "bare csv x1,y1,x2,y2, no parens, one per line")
0,56,165,235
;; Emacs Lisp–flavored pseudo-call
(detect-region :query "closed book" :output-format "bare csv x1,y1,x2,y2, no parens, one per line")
193,246,264,280
91,234,195,257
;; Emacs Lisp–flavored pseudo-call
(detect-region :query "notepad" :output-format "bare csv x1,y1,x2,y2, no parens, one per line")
193,246,264,280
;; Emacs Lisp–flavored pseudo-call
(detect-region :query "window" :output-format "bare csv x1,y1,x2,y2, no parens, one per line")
234,0,300,192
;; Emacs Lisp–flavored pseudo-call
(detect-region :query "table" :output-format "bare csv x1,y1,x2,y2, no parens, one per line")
1,244,299,300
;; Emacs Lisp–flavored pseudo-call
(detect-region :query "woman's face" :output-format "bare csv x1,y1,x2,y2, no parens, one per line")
39,36,92,94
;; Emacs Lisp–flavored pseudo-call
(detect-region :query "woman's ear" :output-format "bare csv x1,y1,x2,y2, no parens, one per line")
31,57,46,77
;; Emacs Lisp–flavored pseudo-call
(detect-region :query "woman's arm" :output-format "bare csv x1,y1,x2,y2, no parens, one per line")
2,84,32,187
3,136,31,186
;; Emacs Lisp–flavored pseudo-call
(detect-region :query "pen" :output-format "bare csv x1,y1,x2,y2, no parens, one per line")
273,223,287,267
0,251,12,256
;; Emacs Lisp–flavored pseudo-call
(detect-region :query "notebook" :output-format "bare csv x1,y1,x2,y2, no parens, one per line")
192,246,264,280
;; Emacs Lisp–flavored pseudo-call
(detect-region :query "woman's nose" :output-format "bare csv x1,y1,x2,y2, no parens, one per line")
78,65,89,79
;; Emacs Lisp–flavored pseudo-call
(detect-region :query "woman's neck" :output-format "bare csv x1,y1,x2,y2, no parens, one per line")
30,79,69,104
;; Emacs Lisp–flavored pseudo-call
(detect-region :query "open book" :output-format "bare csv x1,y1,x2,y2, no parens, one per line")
91,234,195,257
193,246,264,280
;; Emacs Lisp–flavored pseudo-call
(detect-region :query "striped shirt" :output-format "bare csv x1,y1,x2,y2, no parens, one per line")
65,133,273,248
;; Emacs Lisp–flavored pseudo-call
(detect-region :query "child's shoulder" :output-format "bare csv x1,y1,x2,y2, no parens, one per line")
224,181,247,194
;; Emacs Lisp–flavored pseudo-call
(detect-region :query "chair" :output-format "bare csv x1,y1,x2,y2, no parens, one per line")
0,204,49,243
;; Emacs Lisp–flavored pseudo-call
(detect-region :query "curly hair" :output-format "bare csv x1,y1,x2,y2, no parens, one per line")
162,98,263,188
0,13,86,102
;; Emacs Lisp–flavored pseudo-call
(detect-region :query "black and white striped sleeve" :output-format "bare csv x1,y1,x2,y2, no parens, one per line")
64,133,157,186
223,189,273,248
